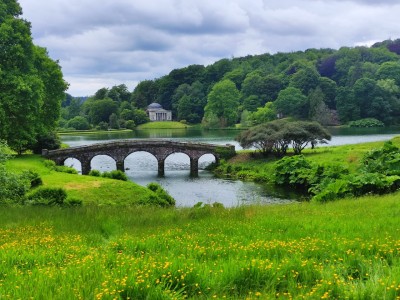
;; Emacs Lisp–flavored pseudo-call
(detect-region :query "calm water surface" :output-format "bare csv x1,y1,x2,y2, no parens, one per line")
61,127,400,207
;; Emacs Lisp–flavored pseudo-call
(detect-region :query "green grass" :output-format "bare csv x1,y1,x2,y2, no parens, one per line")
0,194,399,299
217,136,400,182
137,121,190,129
6,155,158,206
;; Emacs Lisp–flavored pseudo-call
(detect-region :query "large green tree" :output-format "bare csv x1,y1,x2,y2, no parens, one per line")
0,0,67,153
203,79,240,127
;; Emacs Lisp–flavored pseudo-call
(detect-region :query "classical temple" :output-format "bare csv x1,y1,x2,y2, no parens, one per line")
146,103,172,122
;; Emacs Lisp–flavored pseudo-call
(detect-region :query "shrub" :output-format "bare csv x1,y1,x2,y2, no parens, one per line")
147,183,175,207
101,170,128,181
65,197,83,206
348,118,384,128
43,160,78,174
67,116,90,130
26,187,68,206
30,132,61,154
23,170,43,188
89,170,101,177
125,120,136,130
274,155,319,190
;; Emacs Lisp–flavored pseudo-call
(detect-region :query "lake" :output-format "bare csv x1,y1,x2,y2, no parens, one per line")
60,126,400,207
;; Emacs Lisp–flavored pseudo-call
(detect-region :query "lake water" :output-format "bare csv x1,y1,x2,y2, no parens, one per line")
60,127,400,207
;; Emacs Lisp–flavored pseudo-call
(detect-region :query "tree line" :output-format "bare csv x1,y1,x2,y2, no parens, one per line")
62,39,400,131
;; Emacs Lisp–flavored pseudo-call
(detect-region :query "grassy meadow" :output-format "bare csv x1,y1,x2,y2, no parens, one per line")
0,194,399,299
2,138,400,299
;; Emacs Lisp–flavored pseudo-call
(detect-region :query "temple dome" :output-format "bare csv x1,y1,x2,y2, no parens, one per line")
147,103,163,109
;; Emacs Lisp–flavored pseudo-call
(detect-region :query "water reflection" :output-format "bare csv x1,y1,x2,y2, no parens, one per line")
60,127,400,207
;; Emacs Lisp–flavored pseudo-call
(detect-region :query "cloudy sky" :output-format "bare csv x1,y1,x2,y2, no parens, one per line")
18,0,400,97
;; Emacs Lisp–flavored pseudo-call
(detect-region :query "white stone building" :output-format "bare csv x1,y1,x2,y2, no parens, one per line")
146,103,172,122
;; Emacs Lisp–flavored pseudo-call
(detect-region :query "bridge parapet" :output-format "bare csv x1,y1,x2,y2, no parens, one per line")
43,140,235,176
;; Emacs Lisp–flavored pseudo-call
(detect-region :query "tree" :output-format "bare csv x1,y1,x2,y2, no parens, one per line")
377,61,400,86
335,87,360,123
249,102,277,125
289,64,320,94
203,79,240,127
67,116,90,130
236,120,331,156
87,98,118,125
274,87,308,119
0,0,67,153
131,80,158,109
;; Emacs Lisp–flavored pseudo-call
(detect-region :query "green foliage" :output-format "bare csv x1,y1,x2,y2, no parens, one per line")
67,116,90,130
274,155,319,190
26,187,68,206
0,3,67,153
236,120,331,156
0,140,30,203
30,131,61,154
146,183,176,207
203,79,240,127
361,141,400,175
215,145,236,160
274,87,309,119
101,170,128,181
89,170,101,177
23,170,43,188
249,102,277,125
125,120,136,130
348,118,385,127
43,159,78,174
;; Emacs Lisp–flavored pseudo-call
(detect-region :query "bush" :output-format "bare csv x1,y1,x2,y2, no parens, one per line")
125,120,136,130
67,116,90,130
348,118,385,128
23,170,43,188
89,170,101,177
65,197,83,206
43,160,78,174
101,170,128,181
30,132,61,154
26,187,68,206
147,183,175,207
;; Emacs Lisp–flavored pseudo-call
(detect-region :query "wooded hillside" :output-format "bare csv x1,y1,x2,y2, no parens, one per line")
63,39,400,129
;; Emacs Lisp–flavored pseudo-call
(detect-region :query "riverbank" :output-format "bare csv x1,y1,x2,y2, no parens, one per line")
215,136,400,182
6,155,167,206
0,193,399,299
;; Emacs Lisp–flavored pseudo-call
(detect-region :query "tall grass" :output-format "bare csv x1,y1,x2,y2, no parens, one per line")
0,193,399,299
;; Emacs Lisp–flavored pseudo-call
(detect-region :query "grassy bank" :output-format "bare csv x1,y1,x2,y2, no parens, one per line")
216,137,400,183
6,155,160,206
0,194,399,299
137,121,190,129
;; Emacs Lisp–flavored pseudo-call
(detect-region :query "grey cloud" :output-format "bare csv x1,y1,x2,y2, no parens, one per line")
18,0,400,96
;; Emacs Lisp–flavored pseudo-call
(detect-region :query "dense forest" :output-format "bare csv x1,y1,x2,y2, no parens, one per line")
61,39,400,131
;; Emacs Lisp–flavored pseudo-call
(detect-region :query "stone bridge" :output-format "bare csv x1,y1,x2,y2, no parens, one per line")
42,140,236,176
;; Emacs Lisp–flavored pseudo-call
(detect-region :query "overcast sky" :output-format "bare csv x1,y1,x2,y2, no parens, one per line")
18,0,400,97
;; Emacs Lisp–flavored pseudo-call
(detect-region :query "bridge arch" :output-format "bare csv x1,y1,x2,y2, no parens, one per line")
90,155,117,172
198,153,217,170
64,157,82,173
124,151,158,174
